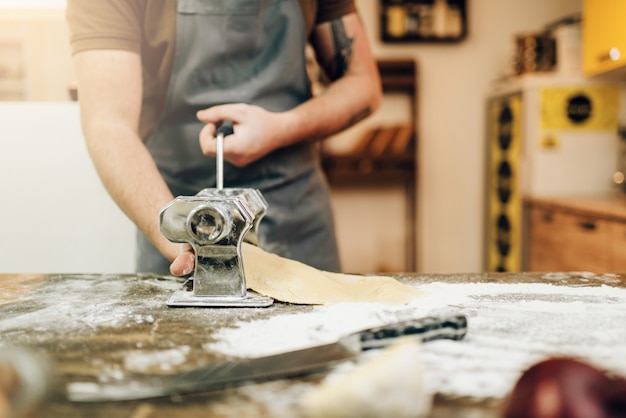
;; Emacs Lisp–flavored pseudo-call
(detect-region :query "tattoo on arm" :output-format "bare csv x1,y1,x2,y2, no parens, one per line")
327,19,354,80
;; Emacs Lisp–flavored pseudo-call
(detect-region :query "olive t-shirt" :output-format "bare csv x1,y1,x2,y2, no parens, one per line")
66,0,356,140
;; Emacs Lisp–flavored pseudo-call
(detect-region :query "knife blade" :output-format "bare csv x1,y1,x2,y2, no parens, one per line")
66,314,467,402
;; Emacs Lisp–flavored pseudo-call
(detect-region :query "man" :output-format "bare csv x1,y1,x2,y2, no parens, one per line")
66,0,381,276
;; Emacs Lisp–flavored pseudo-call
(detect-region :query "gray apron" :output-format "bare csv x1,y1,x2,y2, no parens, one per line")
137,0,341,273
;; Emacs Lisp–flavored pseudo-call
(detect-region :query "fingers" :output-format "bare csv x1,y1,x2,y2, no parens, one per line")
197,104,246,157
199,122,241,157
170,247,195,277
196,103,247,123
198,123,218,156
196,103,276,166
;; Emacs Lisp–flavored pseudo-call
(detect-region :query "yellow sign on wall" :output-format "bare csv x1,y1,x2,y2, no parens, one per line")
541,86,619,131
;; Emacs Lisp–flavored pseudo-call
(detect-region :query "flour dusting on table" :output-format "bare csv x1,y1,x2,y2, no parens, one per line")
204,281,626,400
2,274,626,404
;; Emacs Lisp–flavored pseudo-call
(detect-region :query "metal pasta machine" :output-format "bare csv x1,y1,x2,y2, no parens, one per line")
159,121,273,308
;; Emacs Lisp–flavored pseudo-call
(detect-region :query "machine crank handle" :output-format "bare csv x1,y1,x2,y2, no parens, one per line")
215,120,234,190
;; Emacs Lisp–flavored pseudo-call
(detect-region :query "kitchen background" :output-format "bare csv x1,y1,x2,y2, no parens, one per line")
1,0,619,275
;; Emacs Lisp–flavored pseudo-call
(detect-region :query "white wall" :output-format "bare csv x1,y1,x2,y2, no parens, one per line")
356,0,583,272
0,102,135,273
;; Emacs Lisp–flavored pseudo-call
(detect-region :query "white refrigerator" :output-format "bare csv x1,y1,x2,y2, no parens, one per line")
484,73,625,272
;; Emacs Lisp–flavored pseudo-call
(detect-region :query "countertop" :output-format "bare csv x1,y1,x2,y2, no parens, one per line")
2,272,626,418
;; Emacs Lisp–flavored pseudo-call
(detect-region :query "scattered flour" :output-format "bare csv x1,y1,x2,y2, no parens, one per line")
3,276,626,402
203,281,626,400
124,346,191,373
0,276,173,334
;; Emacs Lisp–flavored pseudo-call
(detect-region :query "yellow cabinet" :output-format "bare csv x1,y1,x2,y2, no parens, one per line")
583,0,626,76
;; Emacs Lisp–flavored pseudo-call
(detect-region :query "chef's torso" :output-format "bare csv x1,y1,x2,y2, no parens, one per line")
138,0,341,272
148,0,314,196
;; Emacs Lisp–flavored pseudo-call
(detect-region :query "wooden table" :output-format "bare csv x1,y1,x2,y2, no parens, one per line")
2,272,625,417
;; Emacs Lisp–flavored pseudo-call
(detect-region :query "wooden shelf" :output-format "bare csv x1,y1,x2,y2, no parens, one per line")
321,59,417,184
321,124,415,183
321,58,418,271
380,0,468,44
377,59,417,91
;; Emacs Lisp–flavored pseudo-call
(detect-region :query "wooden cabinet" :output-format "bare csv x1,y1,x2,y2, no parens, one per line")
609,221,626,271
582,0,626,76
526,196,626,272
527,207,566,271
528,207,610,271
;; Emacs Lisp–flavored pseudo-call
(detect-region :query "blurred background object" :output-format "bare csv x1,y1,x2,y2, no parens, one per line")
0,347,54,418
504,356,626,418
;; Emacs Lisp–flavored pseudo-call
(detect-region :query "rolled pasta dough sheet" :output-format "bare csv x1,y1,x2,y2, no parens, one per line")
242,243,423,305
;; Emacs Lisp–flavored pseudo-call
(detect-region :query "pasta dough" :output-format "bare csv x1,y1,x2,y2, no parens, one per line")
242,243,423,305
299,338,432,418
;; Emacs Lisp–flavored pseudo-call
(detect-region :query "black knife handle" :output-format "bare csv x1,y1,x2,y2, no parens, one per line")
215,120,234,138
357,314,467,350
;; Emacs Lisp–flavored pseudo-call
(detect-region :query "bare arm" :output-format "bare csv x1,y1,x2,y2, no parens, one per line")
196,12,382,166
73,50,190,272
304,11,382,134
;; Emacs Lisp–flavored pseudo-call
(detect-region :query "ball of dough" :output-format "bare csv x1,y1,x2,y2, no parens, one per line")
299,337,432,418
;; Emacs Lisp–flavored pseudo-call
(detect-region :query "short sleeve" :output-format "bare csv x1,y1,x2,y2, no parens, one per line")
316,0,357,24
66,0,146,55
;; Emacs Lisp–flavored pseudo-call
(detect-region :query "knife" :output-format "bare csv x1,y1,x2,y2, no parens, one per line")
66,314,467,402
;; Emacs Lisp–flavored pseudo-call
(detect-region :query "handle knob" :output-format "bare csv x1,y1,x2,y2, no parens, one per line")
598,47,621,62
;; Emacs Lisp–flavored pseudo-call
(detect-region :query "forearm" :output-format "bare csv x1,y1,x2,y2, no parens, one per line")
280,12,382,145
195,70,380,167
82,122,178,261
73,49,179,262
283,72,380,144
196,12,381,167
